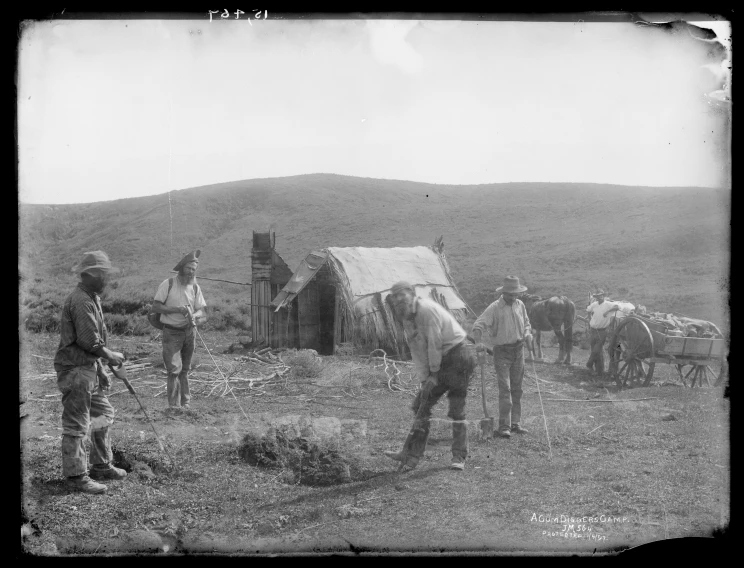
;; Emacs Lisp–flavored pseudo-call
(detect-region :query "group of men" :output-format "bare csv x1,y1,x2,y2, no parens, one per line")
53,249,207,494
52,247,622,492
383,275,534,472
383,278,628,472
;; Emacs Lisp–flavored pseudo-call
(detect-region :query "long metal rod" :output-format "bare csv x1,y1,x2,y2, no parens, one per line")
530,359,553,461
112,368,177,471
194,325,252,423
132,386,178,471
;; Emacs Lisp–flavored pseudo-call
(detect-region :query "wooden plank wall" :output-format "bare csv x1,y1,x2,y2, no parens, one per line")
298,280,321,351
251,280,272,345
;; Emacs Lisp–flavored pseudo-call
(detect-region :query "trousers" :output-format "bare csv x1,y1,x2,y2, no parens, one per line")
587,327,608,375
493,343,525,433
162,327,195,407
57,363,116,477
403,342,476,461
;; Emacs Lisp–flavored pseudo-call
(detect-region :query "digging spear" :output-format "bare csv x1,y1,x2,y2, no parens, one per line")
108,362,178,472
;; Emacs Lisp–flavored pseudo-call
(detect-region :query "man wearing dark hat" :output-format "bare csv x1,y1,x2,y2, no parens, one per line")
585,289,613,379
151,250,207,410
384,280,476,471
472,276,533,439
54,251,128,494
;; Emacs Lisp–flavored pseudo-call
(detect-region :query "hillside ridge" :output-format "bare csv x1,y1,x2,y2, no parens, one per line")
19,174,730,327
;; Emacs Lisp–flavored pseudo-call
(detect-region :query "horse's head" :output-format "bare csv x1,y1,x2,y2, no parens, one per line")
522,294,542,311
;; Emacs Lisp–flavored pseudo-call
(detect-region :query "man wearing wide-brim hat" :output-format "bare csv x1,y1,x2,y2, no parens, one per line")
53,251,128,494
472,276,533,439
150,250,207,410
585,289,613,379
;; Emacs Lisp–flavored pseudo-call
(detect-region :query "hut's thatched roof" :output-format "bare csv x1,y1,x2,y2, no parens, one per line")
272,245,472,316
271,244,473,354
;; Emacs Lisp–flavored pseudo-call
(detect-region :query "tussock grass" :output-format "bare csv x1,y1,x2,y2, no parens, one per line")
282,349,324,379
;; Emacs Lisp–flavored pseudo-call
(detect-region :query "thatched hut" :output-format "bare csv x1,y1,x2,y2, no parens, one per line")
270,237,474,356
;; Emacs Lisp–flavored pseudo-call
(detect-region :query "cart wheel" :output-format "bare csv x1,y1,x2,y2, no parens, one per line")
679,363,720,388
609,317,655,389
713,360,727,388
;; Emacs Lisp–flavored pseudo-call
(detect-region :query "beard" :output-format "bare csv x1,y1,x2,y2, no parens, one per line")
92,279,106,294
178,273,195,284
393,300,414,321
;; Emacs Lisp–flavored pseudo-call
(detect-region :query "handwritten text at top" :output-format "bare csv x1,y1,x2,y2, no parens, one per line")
208,10,268,22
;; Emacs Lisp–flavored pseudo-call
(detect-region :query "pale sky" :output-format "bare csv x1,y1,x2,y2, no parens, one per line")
18,16,731,204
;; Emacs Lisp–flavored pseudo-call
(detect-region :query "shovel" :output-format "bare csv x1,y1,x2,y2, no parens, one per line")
108,362,178,472
477,349,495,439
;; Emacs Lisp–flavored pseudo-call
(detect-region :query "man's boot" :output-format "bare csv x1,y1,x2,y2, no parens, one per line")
64,475,107,494
384,418,429,469
383,451,420,469
89,463,127,481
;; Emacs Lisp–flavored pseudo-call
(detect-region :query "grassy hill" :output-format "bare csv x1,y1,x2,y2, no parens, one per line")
19,174,731,334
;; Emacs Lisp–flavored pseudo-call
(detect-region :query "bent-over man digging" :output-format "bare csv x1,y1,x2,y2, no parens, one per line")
384,280,477,471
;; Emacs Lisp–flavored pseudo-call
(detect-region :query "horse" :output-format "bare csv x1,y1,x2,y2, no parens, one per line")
522,294,576,364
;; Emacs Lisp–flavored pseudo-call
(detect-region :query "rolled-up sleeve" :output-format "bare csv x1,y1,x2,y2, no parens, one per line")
420,308,444,374
522,302,532,332
153,280,169,303
72,302,106,353
472,304,495,338
195,286,207,311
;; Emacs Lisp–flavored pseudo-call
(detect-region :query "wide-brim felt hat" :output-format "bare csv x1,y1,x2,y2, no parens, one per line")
592,289,606,297
172,249,201,272
495,275,528,294
71,250,119,274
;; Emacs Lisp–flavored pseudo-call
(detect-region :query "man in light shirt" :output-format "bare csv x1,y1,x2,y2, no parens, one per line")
151,250,208,410
473,276,533,439
584,289,617,379
383,280,476,471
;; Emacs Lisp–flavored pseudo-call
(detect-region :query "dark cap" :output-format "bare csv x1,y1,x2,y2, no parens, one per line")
390,280,414,295
173,249,201,272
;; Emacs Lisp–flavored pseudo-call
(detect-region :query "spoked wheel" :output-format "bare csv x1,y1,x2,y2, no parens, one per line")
676,362,723,388
609,317,656,389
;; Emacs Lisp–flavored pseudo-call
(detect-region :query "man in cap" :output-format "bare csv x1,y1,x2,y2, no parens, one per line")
150,250,207,410
585,289,614,379
472,276,533,439
384,280,476,471
54,251,128,494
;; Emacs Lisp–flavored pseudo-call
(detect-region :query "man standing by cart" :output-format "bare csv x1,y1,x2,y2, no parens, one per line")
150,250,207,410
472,276,533,439
383,280,477,471
54,251,128,494
585,289,615,379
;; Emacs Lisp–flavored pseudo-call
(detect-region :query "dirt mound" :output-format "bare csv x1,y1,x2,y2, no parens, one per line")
238,430,365,487
112,446,160,480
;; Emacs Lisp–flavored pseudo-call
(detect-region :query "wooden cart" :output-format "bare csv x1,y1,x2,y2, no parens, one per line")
607,314,726,389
